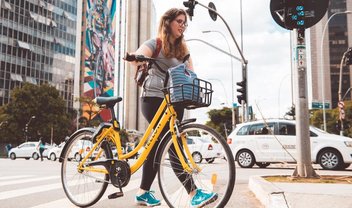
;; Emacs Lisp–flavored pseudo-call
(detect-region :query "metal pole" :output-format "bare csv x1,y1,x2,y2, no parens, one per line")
320,11,352,131
338,52,346,136
203,30,235,128
194,1,248,121
292,29,317,178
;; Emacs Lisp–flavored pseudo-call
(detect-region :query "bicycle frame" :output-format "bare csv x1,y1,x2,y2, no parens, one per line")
77,93,199,176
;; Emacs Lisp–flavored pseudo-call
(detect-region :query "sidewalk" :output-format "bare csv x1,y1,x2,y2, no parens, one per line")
249,175,352,208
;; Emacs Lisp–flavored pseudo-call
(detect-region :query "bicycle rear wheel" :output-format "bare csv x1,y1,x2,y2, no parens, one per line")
61,130,112,207
157,124,236,208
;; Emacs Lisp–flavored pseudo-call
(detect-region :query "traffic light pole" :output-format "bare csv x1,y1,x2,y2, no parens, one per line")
184,0,249,123
292,29,318,178
337,48,352,136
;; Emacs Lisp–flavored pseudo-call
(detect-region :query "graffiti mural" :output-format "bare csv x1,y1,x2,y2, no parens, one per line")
83,0,116,121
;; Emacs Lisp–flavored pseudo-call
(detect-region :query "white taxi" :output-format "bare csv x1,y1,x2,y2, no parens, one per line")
227,119,352,170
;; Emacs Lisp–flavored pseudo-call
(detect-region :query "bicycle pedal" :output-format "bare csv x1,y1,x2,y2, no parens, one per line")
108,192,124,199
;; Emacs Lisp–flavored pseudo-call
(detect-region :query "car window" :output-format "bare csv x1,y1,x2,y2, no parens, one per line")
236,125,250,135
247,123,274,135
278,123,296,135
187,138,194,144
310,131,317,137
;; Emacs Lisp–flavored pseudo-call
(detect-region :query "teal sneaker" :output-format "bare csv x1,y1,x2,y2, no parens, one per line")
190,189,218,208
135,191,161,207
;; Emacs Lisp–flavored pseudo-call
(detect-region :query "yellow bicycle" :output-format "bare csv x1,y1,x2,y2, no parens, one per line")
59,55,236,207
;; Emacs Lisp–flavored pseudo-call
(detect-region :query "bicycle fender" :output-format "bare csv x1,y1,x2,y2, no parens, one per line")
59,127,96,162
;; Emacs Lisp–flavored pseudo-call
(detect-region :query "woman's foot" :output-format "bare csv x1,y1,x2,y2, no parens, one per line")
135,191,161,207
190,189,218,208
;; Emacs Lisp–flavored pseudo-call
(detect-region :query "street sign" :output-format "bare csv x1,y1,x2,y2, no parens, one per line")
270,0,329,30
311,102,330,109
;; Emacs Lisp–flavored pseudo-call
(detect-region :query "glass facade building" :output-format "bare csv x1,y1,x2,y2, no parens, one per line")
310,0,352,108
0,0,77,109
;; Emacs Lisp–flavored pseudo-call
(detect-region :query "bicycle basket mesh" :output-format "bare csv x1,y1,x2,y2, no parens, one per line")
167,64,213,109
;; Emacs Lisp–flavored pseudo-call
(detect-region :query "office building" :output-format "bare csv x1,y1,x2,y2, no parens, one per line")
310,0,352,108
0,0,77,110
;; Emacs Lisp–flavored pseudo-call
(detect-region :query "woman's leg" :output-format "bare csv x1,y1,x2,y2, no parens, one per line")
139,97,163,191
139,97,195,194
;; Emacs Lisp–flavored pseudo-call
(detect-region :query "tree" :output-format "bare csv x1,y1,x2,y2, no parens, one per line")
284,105,295,119
205,107,232,138
77,96,100,127
310,101,352,137
0,83,73,144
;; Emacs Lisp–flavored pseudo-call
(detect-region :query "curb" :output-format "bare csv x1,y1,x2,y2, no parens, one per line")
248,176,288,208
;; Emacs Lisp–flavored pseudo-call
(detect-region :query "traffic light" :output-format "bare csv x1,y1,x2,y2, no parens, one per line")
345,47,352,66
183,0,196,20
270,0,329,30
236,79,247,104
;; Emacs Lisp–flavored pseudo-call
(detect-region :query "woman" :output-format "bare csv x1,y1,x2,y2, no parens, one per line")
130,8,217,207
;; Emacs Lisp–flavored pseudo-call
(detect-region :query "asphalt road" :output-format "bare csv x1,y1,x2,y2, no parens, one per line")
1,158,350,208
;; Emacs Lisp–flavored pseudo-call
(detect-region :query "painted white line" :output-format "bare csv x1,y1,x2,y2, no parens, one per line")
29,179,141,208
0,175,34,181
0,176,60,187
0,182,63,200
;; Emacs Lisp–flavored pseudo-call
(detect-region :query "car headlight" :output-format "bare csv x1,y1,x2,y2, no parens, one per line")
344,141,352,147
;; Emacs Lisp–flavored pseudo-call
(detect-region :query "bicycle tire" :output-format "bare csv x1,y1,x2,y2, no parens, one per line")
61,130,112,207
157,123,236,208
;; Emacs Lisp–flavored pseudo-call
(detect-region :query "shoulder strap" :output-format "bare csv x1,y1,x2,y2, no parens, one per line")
149,38,164,74
152,38,162,58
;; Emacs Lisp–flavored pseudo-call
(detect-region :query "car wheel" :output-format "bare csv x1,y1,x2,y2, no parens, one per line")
237,150,255,168
205,158,215,163
32,152,39,160
74,153,82,161
10,153,16,160
25,158,30,160
318,149,343,170
256,162,270,168
192,152,203,163
50,153,57,161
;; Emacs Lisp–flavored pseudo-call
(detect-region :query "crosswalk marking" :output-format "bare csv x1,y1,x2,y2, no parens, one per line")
0,176,60,187
0,174,169,207
30,179,141,208
0,175,34,181
0,182,63,200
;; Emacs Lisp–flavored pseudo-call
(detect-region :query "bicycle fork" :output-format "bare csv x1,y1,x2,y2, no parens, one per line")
169,112,201,174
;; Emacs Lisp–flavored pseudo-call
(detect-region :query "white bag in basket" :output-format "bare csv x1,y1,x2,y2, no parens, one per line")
168,64,199,103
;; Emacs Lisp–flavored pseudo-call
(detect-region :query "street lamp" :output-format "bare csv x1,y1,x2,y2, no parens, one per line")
203,30,235,128
208,78,229,106
320,11,352,131
25,115,35,142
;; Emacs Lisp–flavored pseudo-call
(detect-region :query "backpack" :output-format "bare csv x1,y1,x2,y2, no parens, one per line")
134,38,162,87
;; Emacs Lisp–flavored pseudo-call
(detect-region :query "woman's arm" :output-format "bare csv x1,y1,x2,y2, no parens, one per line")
129,44,153,67
187,56,194,71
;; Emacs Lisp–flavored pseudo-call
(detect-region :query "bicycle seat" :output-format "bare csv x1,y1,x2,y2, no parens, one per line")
96,96,123,107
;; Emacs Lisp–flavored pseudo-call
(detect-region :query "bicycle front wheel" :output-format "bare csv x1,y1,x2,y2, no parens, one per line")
61,130,112,207
158,124,236,208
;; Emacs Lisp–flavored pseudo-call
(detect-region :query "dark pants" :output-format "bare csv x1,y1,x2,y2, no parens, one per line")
39,148,45,161
140,97,196,194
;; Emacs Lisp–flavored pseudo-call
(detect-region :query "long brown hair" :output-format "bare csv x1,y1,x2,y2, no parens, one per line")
158,8,188,60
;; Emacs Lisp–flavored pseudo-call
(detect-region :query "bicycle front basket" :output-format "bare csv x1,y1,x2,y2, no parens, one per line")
167,64,213,109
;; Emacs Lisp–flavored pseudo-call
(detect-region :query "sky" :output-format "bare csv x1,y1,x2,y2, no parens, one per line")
152,0,299,124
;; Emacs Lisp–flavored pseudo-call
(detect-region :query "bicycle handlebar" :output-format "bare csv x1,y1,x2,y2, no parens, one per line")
124,53,156,63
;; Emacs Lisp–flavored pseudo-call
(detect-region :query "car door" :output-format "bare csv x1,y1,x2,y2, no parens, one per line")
249,122,285,161
277,122,297,162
